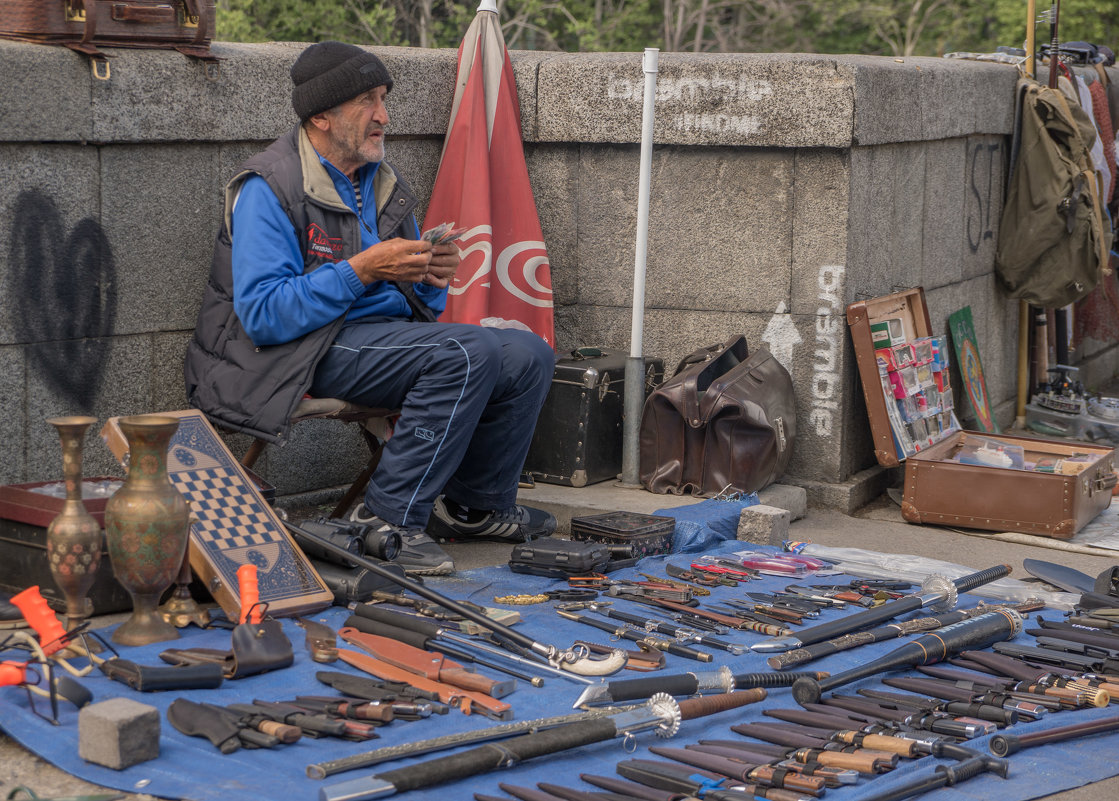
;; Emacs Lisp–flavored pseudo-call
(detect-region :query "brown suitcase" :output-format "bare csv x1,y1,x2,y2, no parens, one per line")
0,0,217,77
847,287,1116,538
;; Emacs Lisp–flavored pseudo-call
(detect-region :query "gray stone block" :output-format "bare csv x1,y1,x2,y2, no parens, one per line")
91,43,297,143
78,697,160,770
737,504,791,547
0,41,92,143
26,335,150,483
99,144,219,335
920,138,967,289
538,52,854,148
574,145,792,313
790,150,851,317
784,464,892,514
961,135,1006,281
527,145,579,308
757,483,807,521
0,346,27,486
0,145,102,346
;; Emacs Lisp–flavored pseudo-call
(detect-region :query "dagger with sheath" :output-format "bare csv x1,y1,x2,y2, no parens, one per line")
346,606,597,685
317,690,766,801
565,602,745,654
287,520,626,678
728,722,899,774
337,626,515,698
765,600,1042,670
573,665,827,707
752,564,1013,653
646,745,828,794
615,758,812,801
555,609,713,662
694,740,860,785
789,608,1024,705
816,694,992,739
857,686,1018,726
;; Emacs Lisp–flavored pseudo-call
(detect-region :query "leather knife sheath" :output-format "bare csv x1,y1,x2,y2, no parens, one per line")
338,627,515,698
160,619,293,679
100,657,225,691
336,648,513,720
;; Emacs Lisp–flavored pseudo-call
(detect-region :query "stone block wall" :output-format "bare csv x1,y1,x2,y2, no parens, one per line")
2,39,1115,505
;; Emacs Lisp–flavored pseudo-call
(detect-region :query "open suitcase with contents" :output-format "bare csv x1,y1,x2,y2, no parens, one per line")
847,287,1115,538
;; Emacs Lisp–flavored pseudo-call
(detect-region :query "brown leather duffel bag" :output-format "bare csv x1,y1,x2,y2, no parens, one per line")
639,335,796,496
0,0,218,78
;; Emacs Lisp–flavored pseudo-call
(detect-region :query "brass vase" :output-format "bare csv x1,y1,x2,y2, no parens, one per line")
104,415,190,646
44,416,103,632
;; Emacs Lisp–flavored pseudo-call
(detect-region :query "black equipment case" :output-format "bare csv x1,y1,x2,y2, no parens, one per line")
523,348,664,487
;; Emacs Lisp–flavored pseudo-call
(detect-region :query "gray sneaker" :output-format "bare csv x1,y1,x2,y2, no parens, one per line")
349,505,454,576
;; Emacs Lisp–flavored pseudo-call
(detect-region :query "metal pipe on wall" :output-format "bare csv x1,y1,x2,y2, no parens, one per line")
621,48,659,486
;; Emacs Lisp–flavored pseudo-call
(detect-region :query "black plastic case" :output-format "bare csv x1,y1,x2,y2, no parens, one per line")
508,537,612,578
570,511,676,558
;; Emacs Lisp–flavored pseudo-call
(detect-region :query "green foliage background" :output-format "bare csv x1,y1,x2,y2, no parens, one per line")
214,0,1118,57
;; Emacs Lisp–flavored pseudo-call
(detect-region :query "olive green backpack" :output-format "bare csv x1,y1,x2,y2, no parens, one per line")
995,78,1112,308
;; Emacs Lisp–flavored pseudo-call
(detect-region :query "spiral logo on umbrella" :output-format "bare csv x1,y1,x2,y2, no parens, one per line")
450,225,553,308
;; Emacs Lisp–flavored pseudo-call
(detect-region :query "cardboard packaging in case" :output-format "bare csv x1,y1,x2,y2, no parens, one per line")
848,287,1116,538
101,410,333,619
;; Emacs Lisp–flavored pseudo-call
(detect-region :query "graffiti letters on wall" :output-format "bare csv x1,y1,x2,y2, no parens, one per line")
8,190,117,410
810,265,846,438
966,140,1001,254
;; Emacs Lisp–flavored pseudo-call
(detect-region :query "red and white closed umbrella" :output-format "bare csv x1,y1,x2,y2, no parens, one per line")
422,0,554,345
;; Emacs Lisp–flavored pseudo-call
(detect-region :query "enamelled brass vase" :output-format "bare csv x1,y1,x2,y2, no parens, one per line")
45,416,103,631
104,415,190,645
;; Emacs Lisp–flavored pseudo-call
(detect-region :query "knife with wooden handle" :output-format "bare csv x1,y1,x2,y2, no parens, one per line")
338,627,515,698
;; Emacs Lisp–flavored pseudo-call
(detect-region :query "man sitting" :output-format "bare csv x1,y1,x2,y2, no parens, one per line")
184,41,556,575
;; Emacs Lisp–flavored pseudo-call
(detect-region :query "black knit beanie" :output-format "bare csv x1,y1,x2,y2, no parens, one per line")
291,41,394,122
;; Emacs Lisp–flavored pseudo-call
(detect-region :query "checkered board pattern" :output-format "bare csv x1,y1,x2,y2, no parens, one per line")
174,467,276,551
102,410,333,616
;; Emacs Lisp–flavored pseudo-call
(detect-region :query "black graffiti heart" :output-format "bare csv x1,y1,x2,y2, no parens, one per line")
10,190,117,410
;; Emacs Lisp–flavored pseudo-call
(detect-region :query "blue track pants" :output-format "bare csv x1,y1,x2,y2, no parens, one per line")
309,319,555,529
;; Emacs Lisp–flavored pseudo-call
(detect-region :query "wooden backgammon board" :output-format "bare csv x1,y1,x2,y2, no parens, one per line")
102,410,333,620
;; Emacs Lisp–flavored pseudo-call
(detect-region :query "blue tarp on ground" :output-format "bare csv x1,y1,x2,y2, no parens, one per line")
2,502,1118,801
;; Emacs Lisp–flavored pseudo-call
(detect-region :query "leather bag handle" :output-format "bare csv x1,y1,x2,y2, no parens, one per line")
110,2,176,22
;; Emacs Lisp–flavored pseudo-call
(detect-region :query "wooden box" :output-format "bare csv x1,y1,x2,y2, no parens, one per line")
101,410,333,619
848,287,1115,538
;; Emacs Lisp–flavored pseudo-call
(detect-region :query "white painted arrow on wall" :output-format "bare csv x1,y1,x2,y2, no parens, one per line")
762,301,801,367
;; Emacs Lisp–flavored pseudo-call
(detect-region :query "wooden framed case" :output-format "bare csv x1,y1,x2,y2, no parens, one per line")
848,287,1115,538
101,410,333,619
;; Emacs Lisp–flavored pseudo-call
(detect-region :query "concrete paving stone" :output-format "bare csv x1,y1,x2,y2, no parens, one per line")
0,144,102,346
98,144,220,335
0,41,92,143
736,503,791,546
78,698,160,770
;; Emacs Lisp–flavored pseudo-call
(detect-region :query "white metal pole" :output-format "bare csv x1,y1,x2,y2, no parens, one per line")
620,48,658,487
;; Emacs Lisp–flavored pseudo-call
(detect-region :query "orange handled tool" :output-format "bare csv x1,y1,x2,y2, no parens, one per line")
10,586,67,656
237,564,262,624
1,661,31,687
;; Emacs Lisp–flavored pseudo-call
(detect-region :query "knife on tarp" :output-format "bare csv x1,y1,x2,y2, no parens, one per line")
338,627,515,698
